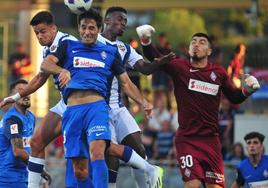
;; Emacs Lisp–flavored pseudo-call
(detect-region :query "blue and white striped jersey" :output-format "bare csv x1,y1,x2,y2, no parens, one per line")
42,31,77,92
97,34,143,108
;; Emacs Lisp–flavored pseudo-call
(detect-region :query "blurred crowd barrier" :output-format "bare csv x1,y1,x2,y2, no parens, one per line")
46,158,237,188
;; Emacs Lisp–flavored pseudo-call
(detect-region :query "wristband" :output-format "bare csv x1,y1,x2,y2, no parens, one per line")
4,93,21,102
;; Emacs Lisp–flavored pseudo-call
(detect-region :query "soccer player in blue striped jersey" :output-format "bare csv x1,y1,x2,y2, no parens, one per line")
39,9,155,188
0,80,36,187
98,7,174,188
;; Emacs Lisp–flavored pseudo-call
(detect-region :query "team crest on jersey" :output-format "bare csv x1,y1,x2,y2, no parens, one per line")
101,51,107,60
184,168,191,177
210,72,217,81
118,44,126,52
188,79,219,96
50,45,57,52
10,124,18,134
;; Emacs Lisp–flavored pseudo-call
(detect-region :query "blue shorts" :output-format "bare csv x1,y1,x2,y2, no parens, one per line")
65,159,93,188
62,100,111,158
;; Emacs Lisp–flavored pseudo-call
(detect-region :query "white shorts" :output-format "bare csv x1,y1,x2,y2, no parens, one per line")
109,107,141,144
49,98,67,117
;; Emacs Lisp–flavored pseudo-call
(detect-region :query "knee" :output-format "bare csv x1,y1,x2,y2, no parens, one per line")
73,167,88,180
90,147,105,161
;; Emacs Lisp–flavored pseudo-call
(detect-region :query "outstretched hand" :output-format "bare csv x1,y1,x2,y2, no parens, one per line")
41,169,52,185
154,52,176,65
142,101,153,119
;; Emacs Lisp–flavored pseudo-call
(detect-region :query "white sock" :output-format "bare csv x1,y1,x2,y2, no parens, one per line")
28,156,45,188
126,151,154,173
108,183,117,188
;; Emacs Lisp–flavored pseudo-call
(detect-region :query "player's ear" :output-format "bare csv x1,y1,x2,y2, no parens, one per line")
207,47,212,56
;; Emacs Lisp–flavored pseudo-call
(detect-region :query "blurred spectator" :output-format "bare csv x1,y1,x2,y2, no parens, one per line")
152,32,173,110
153,118,175,160
208,35,223,64
148,95,171,131
226,142,246,167
227,43,246,88
218,97,235,158
8,42,32,84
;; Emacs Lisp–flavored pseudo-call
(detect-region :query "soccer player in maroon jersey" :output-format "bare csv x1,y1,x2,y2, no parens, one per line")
136,25,260,188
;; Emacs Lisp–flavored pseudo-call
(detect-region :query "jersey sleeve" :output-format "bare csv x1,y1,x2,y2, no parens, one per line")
221,67,247,104
235,168,245,186
49,40,68,64
4,116,23,139
111,51,126,76
127,45,143,68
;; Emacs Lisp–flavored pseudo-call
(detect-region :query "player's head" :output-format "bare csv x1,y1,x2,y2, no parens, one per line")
77,8,102,45
244,132,265,156
9,79,31,109
30,11,57,46
188,32,212,62
103,7,127,37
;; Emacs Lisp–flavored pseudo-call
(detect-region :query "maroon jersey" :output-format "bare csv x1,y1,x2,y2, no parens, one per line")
162,58,246,136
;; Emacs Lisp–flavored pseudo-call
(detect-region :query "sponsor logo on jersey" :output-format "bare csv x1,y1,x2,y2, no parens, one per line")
74,57,105,68
210,71,217,81
188,79,219,96
249,180,268,188
101,51,107,60
23,136,31,148
10,124,19,134
87,125,107,136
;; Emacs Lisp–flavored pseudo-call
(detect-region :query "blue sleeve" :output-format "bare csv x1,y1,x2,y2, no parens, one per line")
4,116,23,139
235,168,245,186
50,40,68,65
111,51,125,76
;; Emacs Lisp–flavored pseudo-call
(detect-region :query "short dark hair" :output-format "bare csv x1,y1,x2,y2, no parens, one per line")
9,79,28,93
77,8,103,29
244,132,265,143
30,11,54,26
104,7,127,18
192,32,212,47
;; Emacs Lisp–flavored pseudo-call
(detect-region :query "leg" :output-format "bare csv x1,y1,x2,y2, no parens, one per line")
184,180,202,188
28,111,62,188
90,140,109,188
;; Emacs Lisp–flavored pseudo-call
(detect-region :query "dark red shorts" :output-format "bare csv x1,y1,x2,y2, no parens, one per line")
175,133,225,187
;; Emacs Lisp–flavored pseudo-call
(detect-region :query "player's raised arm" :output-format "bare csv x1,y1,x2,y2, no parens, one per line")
222,69,260,104
133,52,176,75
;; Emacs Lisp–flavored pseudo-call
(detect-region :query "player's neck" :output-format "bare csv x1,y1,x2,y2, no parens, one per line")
15,105,27,115
101,30,117,42
190,58,208,68
250,153,262,167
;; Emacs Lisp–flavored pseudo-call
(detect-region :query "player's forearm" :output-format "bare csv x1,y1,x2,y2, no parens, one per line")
134,60,160,75
121,79,145,106
19,72,49,97
142,44,163,61
13,147,29,164
41,55,63,75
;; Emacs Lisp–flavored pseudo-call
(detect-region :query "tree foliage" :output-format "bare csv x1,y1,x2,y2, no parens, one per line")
151,9,207,48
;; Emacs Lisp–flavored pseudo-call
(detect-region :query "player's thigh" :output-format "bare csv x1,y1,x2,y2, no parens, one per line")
33,111,62,145
112,107,141,143
184,179,202,188
205,183,224,188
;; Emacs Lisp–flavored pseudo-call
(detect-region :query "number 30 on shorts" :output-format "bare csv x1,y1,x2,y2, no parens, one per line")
179,155,193,169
